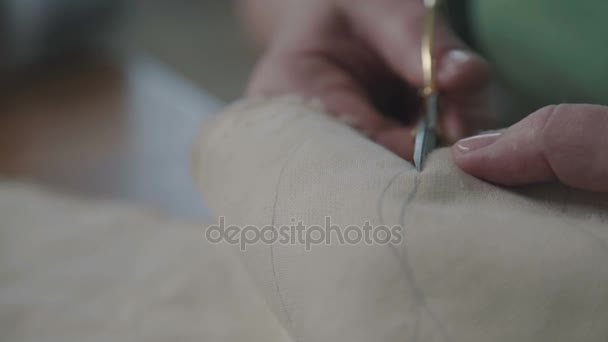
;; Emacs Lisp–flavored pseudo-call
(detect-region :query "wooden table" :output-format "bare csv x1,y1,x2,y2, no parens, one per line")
0,56,221,219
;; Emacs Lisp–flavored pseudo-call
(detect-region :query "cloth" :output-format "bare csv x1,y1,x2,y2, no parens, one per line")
196,96,608,342
0,181,289,342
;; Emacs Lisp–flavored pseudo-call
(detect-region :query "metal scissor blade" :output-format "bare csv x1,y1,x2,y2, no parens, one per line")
413,119,436,171
413,94,439,171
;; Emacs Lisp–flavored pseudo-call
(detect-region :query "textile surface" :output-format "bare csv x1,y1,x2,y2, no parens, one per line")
196,96,608,342
0,182,289,342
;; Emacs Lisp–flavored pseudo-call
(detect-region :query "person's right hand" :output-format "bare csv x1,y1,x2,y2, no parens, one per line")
245,0,493,160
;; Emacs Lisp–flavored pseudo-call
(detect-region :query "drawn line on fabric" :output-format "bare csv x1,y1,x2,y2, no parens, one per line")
376,167,425,340
269,140,311,332
377,168,411,227
386,172,451,342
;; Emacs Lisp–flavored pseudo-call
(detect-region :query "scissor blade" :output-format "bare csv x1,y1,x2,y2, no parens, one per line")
413,94,439,171
413,120,434,171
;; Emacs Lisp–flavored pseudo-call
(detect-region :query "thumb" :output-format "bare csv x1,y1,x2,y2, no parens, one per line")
339,0,489,91
452,104,608,192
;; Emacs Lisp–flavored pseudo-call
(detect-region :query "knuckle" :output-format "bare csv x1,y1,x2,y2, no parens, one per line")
535,105,560,143
535,104,562,164
536,104,606,183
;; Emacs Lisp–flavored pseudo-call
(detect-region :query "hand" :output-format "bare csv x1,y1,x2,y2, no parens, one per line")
246,0,492,160
452,104,608,192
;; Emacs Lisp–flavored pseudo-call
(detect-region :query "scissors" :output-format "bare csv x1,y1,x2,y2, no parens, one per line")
413,0,441,172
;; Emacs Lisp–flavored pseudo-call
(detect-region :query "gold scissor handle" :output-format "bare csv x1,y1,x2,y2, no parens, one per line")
421,0,438,97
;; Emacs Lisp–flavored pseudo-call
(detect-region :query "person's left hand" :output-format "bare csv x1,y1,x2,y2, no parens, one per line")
452,104,608,192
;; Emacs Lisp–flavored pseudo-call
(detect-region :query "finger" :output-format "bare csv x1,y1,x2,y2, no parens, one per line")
440,106,468,144
452,104,608,192
440,85,496,143
247,50,400,134
238,0,288,50
339,0,492,142
247,52,414,160
339,0,490,92
247,51,418,158
374,126,417,161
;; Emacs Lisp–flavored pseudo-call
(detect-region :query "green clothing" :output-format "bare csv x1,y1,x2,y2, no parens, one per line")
467,0,608,121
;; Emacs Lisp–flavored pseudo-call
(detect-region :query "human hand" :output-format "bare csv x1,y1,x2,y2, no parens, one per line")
246,0,491,160
453,104,608,192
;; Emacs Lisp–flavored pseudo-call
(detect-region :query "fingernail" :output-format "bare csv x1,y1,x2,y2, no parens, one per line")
440,50,476,81
455,132,502,154
447,49,472,62
475,128,507,135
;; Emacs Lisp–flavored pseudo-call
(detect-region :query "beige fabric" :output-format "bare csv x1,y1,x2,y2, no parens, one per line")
196,96,608,342
0,182,289,342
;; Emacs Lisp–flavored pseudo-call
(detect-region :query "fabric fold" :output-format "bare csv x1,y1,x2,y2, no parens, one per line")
196,96,608,342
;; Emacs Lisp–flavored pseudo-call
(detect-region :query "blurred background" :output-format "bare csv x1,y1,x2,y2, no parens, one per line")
1,0,255,101
130,1,255,100
0,0,257,219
